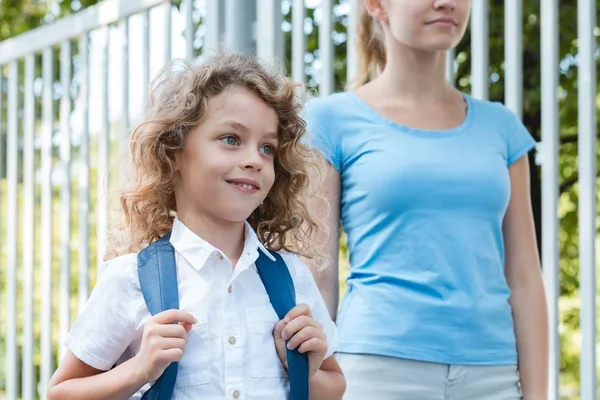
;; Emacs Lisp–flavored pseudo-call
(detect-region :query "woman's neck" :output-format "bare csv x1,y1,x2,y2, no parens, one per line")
176,210,245,266
372,40,453,101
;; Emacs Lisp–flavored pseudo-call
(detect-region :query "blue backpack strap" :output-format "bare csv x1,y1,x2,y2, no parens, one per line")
137,233,179,400
255,251,310,400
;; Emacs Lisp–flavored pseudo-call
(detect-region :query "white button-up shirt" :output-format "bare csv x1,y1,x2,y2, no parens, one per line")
65,218,337,400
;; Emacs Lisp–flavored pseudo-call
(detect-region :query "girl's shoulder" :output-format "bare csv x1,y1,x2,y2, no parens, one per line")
96,252,139,289
277,250,303,273
275,251,319,294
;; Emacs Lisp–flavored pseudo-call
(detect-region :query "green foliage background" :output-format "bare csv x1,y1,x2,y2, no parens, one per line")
0,1,598,399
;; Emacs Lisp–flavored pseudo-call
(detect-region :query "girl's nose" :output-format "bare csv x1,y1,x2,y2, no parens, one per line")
242,149,264,170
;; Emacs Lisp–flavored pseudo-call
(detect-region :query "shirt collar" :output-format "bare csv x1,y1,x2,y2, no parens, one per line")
169,217,275,272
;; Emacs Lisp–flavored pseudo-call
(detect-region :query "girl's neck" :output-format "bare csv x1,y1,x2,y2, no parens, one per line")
371,40,453,101
177,211,245,267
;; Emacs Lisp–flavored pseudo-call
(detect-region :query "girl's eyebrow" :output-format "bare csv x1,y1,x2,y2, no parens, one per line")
264,132,278,140
219,120,248,132
218,120,278,140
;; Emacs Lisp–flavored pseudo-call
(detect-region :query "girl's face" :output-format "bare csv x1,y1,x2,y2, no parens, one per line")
368,0,471,51
174,87,278,224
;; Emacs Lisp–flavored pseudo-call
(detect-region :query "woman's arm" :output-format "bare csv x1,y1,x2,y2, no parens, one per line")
305,162,342,320
503,156,549,399
310,356,346,400
47,352,147,400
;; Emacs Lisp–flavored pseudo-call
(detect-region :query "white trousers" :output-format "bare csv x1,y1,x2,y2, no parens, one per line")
337,352,523,400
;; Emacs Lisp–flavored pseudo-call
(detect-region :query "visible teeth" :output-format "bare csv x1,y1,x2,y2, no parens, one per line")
234,183,256,190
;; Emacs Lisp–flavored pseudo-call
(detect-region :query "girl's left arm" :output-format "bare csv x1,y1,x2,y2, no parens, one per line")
503,155,549,399
309,356,346,400
273,303,345,399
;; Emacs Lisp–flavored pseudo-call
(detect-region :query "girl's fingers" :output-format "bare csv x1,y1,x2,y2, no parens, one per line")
297,337,328,355
179,321,193,332
273,320,286,339
158,337,187,350
281,315,320,341
160,347,185,363
154,309,197,325
284,303,312,323
154,323,189,339
286,326,326,351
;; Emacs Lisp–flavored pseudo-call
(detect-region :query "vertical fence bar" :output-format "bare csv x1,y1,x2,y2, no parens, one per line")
446,48,455,86
97,27,110,273
318,0,333,96
121,19,129,140
6,59,18,400
40,46,54,399
577,0,597,397
59,40,72,362
78,34,90,313
186,0,195,58
504,0,523,117
204,0,223,57
119,19,131,188
292,0,305,83
540,1,560,398
164,1,172,63
346,0,360,86
22,54,36,400
0,72,3,181
5,59,18,400
470,0,488,99
142,11,150,106
0,76,2,400
256,0,284,63
224,0,254,55
0,73,2,372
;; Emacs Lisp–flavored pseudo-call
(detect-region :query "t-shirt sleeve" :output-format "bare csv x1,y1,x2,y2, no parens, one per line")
64,256,138,370
281,252,339,359
505,108,537,167
303,98,343,172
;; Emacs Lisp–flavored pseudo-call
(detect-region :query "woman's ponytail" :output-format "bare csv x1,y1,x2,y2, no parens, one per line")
354,4,386,87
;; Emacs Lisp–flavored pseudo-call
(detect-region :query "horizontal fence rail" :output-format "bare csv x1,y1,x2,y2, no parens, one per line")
0,0,597,399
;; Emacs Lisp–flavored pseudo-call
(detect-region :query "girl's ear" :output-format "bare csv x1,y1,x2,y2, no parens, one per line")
364,0,388,23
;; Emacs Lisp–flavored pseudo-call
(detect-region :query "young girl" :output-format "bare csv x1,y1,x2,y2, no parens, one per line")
305,0,548,399
47,53,345,400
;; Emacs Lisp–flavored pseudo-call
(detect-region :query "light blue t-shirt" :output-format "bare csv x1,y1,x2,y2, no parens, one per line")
304,91,537,365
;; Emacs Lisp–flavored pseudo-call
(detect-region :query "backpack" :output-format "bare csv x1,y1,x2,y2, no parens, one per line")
137,233,309,400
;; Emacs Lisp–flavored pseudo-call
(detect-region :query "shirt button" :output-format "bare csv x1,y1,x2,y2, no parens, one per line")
227,285,233,293
216,252,224,260
228,336,236,345
232,389,240,399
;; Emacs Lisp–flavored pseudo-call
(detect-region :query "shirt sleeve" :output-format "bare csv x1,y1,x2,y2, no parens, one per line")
504,108,537,166
303,98,343,172
64,255,138,370
281,252,339,359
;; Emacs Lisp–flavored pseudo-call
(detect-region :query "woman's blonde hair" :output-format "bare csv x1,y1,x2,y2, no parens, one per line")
355,3,386,87
106,53,325,262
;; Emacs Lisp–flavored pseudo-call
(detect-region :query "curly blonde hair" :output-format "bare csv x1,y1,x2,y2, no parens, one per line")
106,53,326,262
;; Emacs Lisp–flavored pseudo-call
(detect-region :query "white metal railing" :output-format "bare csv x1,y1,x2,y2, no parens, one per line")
0,0,597,399
576,0,597,397
540,1,561,398
0,2,191,398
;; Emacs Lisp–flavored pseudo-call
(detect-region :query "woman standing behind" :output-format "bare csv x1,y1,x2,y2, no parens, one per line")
304,0,548,398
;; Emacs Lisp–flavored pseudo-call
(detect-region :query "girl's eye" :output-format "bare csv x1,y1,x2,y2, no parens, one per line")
220,136,239,146
260,144,276,156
